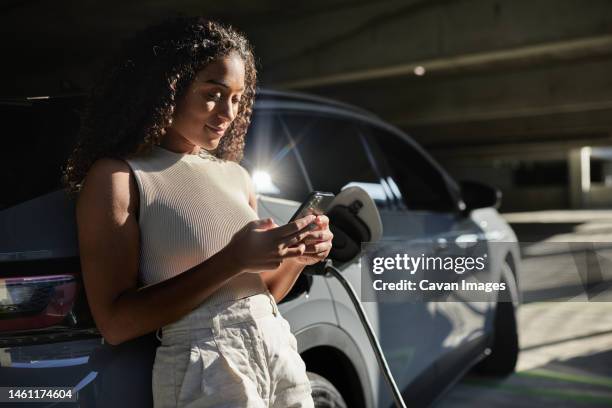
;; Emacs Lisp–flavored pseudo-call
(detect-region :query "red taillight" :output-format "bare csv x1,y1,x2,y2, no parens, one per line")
0,274,78,332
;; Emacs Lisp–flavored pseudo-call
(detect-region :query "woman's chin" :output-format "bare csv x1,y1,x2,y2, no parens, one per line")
200,138,221,151
201,129,226,149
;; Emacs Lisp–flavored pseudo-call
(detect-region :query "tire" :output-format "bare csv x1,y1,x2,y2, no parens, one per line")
474,264,519,376
307,371,347,408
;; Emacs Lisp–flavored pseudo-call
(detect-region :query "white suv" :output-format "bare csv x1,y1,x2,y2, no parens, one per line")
0,89,521,408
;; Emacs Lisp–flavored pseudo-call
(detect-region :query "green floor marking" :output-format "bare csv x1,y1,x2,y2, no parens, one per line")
463,378,612,405
517,369,612,389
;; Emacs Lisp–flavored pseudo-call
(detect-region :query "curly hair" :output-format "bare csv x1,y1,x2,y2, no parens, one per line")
62,17,257,195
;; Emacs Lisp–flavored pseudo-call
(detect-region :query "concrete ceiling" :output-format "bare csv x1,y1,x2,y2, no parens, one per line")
2,0,612,156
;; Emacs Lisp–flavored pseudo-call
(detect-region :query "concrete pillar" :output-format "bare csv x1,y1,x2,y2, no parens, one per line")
569,147,591,209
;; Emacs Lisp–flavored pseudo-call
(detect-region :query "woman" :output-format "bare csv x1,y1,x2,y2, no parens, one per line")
63,17,332,407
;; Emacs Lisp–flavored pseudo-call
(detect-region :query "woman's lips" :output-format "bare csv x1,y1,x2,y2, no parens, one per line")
205,124,227,136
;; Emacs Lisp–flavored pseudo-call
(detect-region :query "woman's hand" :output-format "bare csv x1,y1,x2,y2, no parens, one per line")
289,215,334,266
223,215,317,273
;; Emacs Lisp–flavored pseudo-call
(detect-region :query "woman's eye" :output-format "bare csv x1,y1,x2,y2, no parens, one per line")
232,96,241,105
206,92,222,102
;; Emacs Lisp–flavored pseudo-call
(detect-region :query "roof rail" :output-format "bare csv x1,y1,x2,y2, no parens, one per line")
257,88,376,118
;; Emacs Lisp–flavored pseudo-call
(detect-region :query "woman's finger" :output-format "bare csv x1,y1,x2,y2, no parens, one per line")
292,226,333,243
315,215,329,227
301,240,332,254
297,249,330,263
285,230,313,247
277,224,320,247
269,215,316,239
300,230,333,244
303,241,332,254
280,244,307,258
313,247,331,258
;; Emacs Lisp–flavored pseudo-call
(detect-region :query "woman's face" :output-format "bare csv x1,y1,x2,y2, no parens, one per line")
165,52,246,152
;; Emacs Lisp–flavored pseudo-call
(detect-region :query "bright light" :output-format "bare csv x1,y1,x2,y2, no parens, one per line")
414,66,426,76
252,170,280,194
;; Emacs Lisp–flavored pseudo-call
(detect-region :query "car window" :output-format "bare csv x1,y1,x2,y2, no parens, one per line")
279,112,390,208
1,99,81,210
242,111,310,202
365,125,456,212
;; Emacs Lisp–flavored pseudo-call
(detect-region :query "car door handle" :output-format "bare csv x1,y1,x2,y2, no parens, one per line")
433,237,448,252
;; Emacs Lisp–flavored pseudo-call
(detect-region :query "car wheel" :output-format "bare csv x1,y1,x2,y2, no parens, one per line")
307,371,347,408
474,262,519,376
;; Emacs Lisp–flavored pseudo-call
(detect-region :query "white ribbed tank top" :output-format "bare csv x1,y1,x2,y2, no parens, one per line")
124,144,267,305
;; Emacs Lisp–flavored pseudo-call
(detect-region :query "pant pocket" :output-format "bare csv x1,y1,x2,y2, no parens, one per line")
177,325,265,407
210,324,267,401
175,343,208,407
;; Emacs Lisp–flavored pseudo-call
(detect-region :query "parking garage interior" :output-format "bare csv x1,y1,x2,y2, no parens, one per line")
2,1,612,406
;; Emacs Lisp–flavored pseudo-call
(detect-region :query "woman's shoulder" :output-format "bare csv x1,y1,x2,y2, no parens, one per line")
219,160,253,200
227,160,250,177
85,158,138,189
227,161,253,186
78,157,140,218
88,157,132,175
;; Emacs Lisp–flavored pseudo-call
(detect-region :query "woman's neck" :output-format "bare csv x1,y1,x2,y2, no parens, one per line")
159,130,201,155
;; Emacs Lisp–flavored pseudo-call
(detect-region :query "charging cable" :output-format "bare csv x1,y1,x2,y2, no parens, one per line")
306,260,408,408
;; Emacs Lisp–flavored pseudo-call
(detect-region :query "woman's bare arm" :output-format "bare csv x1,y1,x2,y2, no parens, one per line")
260,260,307,303
76,158,242,345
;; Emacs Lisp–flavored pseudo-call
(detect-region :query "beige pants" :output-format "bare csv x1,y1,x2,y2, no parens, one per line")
152,291,314,408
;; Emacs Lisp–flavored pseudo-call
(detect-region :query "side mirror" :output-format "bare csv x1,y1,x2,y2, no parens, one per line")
459,180,502,213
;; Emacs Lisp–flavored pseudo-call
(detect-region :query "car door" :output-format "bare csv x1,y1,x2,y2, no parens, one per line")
241,108,338,329
363,123,493,375
275,110,447,405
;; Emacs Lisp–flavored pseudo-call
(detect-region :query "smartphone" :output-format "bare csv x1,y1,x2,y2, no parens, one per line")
288,191,335,223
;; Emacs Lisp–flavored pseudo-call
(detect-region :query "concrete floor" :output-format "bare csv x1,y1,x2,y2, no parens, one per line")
437,210,612,407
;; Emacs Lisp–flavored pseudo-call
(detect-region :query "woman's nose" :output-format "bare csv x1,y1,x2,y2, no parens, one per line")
217,98,236,122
